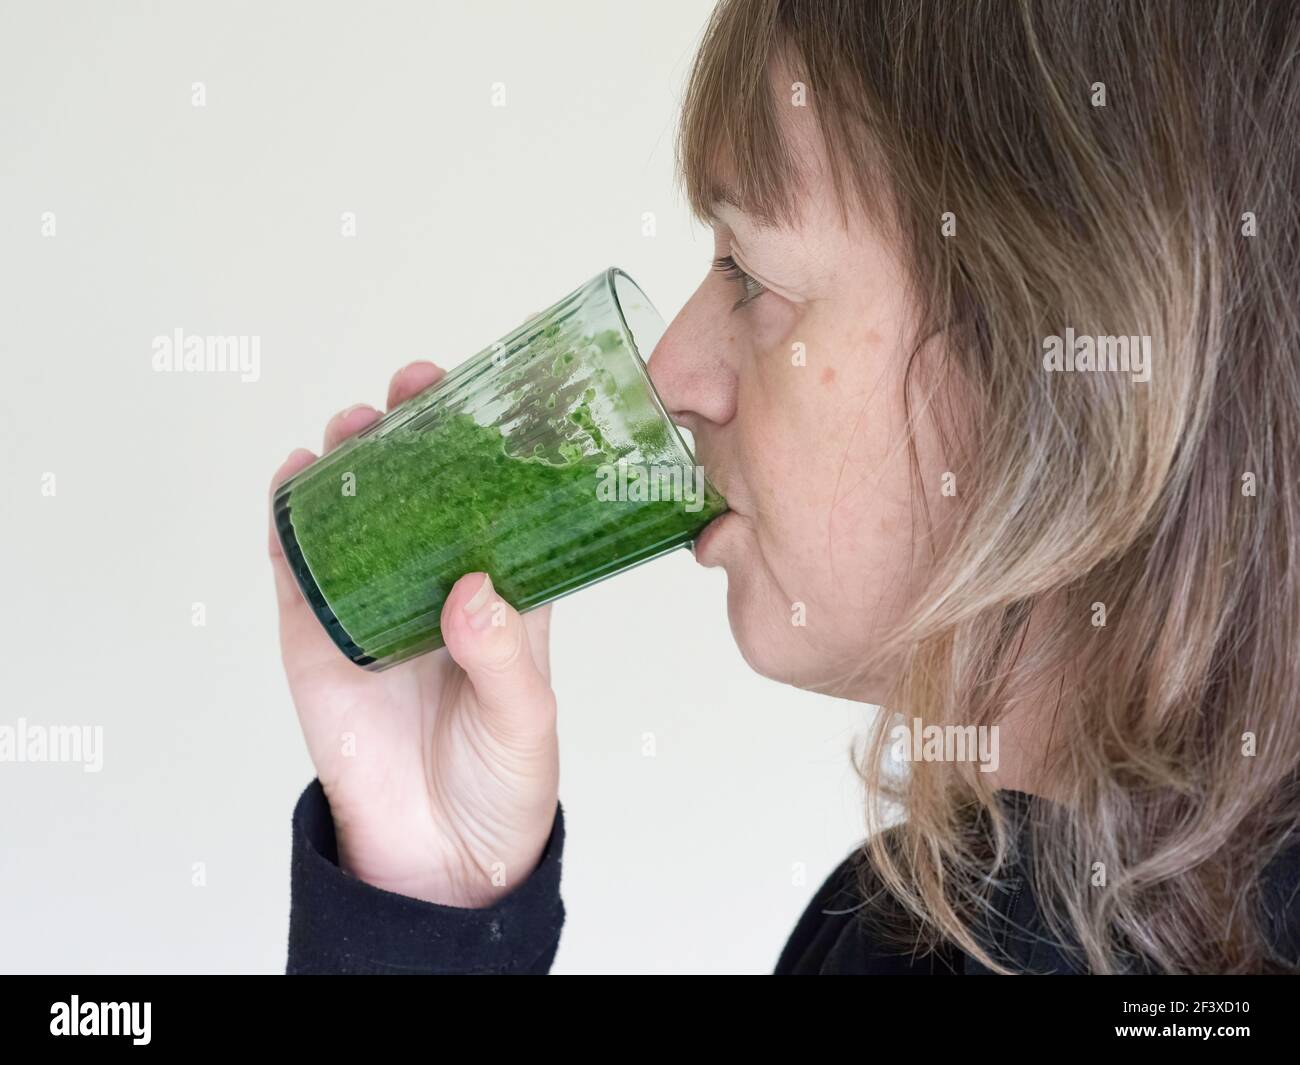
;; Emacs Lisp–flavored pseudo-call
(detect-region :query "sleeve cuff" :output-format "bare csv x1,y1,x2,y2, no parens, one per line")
287,778,566,974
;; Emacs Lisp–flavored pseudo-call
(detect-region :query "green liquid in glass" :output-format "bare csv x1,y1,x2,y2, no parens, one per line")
284,409,724,664
276,274,727,670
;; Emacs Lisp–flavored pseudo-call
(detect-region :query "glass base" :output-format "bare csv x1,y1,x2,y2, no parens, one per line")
273,489,376,669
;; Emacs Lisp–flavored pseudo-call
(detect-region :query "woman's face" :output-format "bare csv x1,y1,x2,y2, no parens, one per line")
648,103,951,699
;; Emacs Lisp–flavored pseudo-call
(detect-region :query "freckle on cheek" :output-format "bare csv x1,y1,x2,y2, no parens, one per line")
820,366,836,387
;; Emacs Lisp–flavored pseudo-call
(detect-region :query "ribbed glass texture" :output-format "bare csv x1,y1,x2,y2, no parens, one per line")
273,268,727,670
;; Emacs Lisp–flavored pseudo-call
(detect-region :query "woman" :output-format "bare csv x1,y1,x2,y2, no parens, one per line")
270,0,1300,973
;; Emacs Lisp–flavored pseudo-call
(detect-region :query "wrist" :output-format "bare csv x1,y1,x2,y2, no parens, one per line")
337,845,511,909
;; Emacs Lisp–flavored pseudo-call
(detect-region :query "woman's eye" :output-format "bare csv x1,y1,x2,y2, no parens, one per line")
712,254,766,310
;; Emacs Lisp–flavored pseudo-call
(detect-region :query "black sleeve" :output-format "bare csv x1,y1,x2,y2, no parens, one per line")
287,779,566,974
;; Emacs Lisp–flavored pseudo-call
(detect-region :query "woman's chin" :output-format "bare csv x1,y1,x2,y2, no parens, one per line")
723,579,891,699
724,579,817,688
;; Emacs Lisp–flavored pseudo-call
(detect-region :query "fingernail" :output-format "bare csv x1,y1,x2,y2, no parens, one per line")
341,403,376,419
463,574,495,629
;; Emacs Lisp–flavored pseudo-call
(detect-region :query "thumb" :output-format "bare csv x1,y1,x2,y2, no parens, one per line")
441,573,557,741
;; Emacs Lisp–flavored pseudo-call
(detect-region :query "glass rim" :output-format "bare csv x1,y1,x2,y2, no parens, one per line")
602,266,710,476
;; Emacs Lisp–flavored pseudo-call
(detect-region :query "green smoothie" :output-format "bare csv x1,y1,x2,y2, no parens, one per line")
273,289,726,669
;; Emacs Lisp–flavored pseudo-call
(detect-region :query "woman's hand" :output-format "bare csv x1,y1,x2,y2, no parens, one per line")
268,360,559,908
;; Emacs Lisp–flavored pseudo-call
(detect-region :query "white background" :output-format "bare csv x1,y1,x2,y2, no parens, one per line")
0,0,875,974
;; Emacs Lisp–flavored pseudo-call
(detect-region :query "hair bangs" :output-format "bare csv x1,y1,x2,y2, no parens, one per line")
675,0,805,228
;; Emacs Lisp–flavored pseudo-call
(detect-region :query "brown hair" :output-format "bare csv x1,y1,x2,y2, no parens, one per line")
678,0,1300,973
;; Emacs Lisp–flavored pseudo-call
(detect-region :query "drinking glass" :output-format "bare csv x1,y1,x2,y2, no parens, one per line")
273,268,727,670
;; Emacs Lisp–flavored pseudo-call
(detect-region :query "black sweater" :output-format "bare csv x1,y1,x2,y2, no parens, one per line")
286,779,1300,974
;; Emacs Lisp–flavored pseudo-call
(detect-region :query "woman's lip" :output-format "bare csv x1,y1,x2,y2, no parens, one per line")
692,510,736,563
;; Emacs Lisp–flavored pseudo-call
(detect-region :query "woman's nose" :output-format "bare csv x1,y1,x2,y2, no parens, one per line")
647,281,738,429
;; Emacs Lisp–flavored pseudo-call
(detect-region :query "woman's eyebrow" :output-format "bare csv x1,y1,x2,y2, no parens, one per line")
710,181,744,210
697,182,743,224
707,183,780,231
